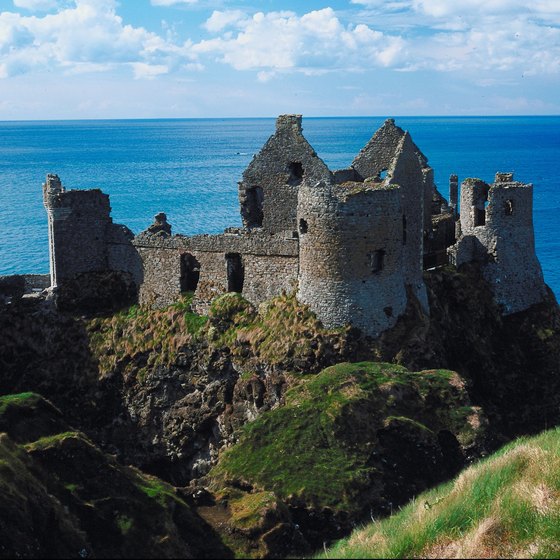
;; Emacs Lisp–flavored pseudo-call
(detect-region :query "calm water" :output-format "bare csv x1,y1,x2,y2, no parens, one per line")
0,117,558,297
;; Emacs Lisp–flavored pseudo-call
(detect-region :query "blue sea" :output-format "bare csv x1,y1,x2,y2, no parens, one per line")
0,117,558,298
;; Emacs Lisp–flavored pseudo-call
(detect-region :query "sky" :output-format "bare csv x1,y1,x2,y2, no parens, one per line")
0,0,559,119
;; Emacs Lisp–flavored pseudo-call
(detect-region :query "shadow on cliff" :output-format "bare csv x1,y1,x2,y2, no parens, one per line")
376,263,560,445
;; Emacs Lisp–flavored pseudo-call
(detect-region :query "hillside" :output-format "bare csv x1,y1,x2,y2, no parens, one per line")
320,427,560,559
0,263,559,557
0,392,229,559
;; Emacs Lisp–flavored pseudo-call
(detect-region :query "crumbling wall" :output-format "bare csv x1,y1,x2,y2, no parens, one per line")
43,174,141,300
424,213,456,269
449,173,547,314
238,115,332,235
388,132,429,309
134,217,299,311
350,120,431,310
43,175,111,286
297,178,407,337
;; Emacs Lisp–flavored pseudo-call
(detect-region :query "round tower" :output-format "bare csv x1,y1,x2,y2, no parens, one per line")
297,178,407,338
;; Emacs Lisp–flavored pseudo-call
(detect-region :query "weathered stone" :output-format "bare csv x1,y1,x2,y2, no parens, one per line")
449,173,547,314
39,117,547,334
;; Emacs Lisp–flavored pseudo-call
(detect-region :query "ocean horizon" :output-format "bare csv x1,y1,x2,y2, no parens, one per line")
1,116,558,298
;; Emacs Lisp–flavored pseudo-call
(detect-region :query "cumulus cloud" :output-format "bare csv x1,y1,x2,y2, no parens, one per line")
13,0,59,10
351,0,560,75
0,0,198,79
204,10,247,33
2,0,559,88
194,8,406,76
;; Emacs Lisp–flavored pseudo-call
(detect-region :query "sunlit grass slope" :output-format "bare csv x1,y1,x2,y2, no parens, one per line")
320,428,560,559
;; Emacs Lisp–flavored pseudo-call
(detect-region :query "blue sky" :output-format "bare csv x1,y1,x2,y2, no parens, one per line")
0,0,558,119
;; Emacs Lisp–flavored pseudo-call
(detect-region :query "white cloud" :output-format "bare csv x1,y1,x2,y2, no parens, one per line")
131,62,169,79
350,0,560,75
204,10,247,33
0,0,198,79
194,8,407,75
13,0,59,11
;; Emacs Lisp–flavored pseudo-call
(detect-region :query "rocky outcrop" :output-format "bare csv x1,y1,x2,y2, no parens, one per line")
0,265,559,557
207,362,487,550
0,392,230,559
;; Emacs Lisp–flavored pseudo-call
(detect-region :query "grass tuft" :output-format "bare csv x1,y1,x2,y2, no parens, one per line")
319,428,560,559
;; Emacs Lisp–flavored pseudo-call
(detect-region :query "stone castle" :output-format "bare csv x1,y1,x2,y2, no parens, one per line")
41,115,547,336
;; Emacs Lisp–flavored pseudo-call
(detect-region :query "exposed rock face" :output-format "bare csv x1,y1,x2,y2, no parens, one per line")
0,393,230,559
0,265,559,557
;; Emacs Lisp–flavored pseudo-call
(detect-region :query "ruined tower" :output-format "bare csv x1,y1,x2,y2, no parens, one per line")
238,115,332,235
449,172,547,314
43,174,113,287
297,176,407,338
43,174,140,289
350,119,430,310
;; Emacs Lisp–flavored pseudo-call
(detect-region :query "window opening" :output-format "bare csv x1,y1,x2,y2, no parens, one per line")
299,218,308,234
504,199,514,216
244,186,264,228
180,253,200,293
370,250,385,274
474,208,486,227
226,253,244,293
288,162,304,186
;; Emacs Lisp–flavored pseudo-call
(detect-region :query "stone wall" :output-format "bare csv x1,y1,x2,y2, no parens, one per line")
40,117,547,335
238,115,332,235
297,178,407,337
43,175,112,286
350,120,431,311
43,174,141,292
449,173,547,314
134,224,299,311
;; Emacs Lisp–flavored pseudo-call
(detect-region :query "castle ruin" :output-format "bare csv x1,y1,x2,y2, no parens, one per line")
41,116,547,336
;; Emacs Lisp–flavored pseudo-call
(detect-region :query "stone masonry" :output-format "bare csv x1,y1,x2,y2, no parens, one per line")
449,173,547,315
41,117,547,335
43,174,142,289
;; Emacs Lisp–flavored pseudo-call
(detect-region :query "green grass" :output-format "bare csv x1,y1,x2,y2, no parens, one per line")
24,431,82,451
319,428,560,559
211,362,480,514
136,474,185,508
87,292,207,378
227,490,280,531
116,514,134,536
0,393,41,417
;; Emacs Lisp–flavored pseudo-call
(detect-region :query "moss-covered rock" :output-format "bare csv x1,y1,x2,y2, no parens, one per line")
208,362,486,547
0,392,231,559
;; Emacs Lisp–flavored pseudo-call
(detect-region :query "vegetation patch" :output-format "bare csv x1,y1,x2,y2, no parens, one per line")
210,362,483,515
0,393,41,417
320,427,560,559
116,514,134,536
228,490,280,531
136,473,185,508
24,431,82,452
87,292,207,379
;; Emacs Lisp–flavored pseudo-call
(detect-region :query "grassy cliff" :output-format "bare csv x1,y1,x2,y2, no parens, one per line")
320,428,560,559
